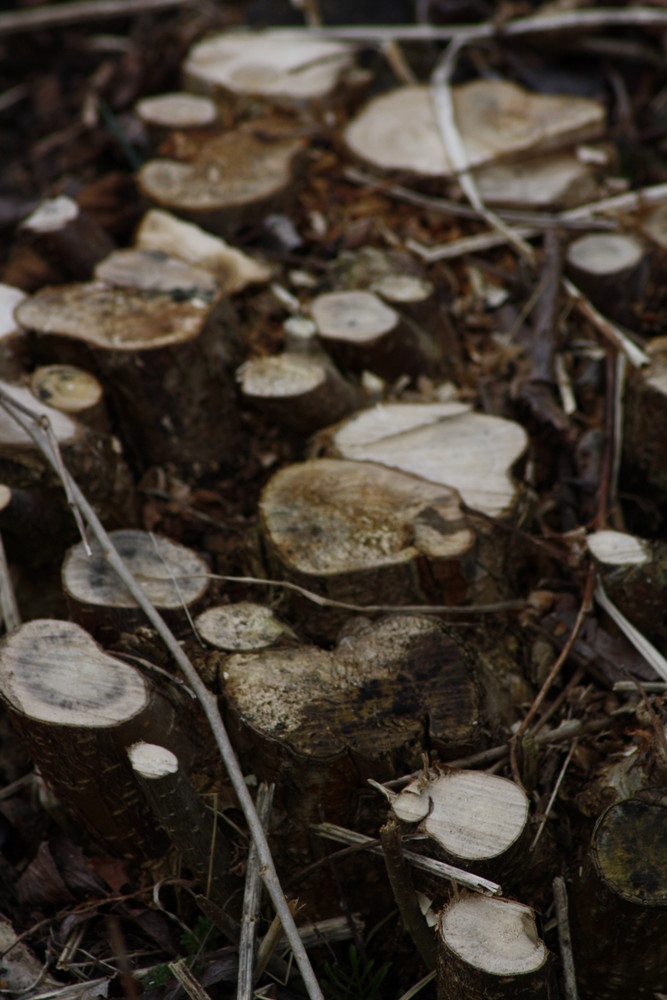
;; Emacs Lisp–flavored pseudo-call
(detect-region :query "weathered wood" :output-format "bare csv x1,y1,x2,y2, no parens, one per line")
134,92,218,147
196,602,296,652
570,798,667,998
437,895,554,999
0,619,194,857
15,280,243,471
137,123,306,238
238,351,361,433
565,232,648,326
62,528,209,643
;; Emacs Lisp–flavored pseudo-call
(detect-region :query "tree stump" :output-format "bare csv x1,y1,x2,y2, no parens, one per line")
309,289,446,382
133,209,272,293
137,123,306,238
17,195,115,280
134,92,218,147
390,769,530,886
196,602,297,652
222,614,482,826
565,232,648,326
624,338,667,495
437,895,554,999
570,798,667,998
15,280,243,472
237,351,361,433
0,619,198,857
30,364,109,432
94,248,220,299
62,528,210,644
0,283,28,379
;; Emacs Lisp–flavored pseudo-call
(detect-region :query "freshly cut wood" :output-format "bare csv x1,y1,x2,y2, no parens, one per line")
260,457,478,638
0,283,28,378
391,769,530,881
283,315,319,353
94,248,219,298
15,281,242,471
323,401,527,520
30,365,108,431
196,602,296,652
475,152,598,209
0,619,195,857
0,379,135,549
570,799,667,998
237,352,361,432
437,895,553,999
565,232,648,326
134,209,272,293
135,92,218,145
183,30,359,107
62,529,209,641
128,742,235,907
223,615,481,822
309,289,446,381
18,195,114,279
344,81,605,178
623,338,667,493
588,529,667,647
137,124,306,237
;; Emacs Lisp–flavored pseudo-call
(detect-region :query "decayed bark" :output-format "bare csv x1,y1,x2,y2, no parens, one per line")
0,619,198,857
238,352,361,433
565,232,648,326
309,289,446,382
137,123,306,238
62,528,209,643
196,602,296,653
570,798,667,998
624,338,667,494
128,741,235,907
437,895,554,999
18,195,115,280
223,615,481,825
391,768,530,885
15,279,243,471
260,457,479,639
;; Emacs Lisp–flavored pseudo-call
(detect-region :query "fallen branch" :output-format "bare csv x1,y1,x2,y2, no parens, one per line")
0,388,325,1000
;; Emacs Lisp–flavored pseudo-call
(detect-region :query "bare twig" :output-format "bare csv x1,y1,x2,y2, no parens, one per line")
313,823,501,896
397,971,437,1000
238,783,274,999
0,389,325,1000
530,739,578,851
168,958,213,1000
594,580,667,682
0,0,194,37
563,278,649,368
380,816,436,969
429,39,535,263
553,877,579,1000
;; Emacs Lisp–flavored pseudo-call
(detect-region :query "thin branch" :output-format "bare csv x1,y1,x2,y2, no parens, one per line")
530,739,578,851
594,580,667,682
562,278,649,368
238,783,274,1000
553,877,579,1000
0,0,194,37
0,390,325,1000
429,38,535,263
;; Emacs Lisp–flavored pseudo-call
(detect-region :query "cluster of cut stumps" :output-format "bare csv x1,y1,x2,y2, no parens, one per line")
0,19,666,1000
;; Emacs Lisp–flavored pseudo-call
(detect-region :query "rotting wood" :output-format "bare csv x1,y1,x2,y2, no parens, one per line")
437,894,554,999
569,798,667,999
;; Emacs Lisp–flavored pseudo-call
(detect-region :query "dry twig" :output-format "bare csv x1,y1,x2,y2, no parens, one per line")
0,0,194,37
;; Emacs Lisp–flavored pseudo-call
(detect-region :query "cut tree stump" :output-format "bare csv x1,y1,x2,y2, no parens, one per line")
17,195,115,280
0,619,201,857
344,81,605,179
15,279,243,472
474,151,600,209
390,769,530,885
259,457,481,639
0,379,135,558
182,29,361,109
309,289,446,381
30,364,109,432
588,528,667,648
437,895,554,999
565,232,648,327
94,248,220,299
196,602,297,652
0,283,28,379
62,528,210,643
623,337,667,495
237,351,361,433
134,92,219,146
133,209,272,293
223,614,481,825
570,798,667,998
137,123,306,238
